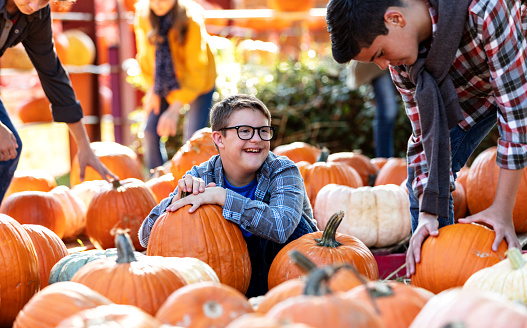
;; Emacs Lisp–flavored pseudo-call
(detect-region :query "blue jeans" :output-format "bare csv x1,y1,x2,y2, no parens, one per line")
0,100,22,204
143,88,214,170
407,108,497,232
372,72,398,158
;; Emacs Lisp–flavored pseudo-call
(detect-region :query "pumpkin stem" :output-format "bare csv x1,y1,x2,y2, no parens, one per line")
112,179,122,189
115,230,137,263
180,190,190,198
316,147,330,162
505,247,526,270
314,211,344,248
303,262,360,296
288,249,318,275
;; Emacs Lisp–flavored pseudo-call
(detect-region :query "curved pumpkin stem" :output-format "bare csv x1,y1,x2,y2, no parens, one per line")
115,230,137,264
314,211,344,248
316,147,330,162
505,247,525,270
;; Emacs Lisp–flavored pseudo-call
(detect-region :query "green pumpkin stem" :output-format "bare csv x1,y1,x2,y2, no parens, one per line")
288,249,318,274
115,230,137,264
316,147,330,162
505,247,525,270
314,211,344,248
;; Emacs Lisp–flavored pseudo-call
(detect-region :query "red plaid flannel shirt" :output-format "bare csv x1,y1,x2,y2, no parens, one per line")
390,0,527,198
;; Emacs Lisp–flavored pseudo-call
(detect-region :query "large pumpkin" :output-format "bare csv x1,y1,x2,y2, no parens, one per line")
466,147,527,232
13,281,113,328
85,179,157,250
273,142,321,164
314,184,411,248
0,214,40,327
373,157,407,186
412,223,508,294
4,169,57,199
268,211,379,290
71,231,188,316
146,203,252,294
170,128,218,181
22,224,68,289
70,141,144,187
327,152,378,186
0,191,66,238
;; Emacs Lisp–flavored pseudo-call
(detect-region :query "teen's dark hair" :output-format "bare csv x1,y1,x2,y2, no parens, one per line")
148,0,189,46
326,0,403,63
210,94,271,132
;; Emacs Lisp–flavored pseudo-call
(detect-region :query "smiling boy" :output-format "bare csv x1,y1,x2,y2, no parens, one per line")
326,0,526,276
138,94,318,297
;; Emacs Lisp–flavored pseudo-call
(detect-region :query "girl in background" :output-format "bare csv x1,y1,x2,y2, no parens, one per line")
134,0,217,172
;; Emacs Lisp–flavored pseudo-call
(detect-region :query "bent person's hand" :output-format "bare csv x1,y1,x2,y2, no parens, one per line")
406,213,439,278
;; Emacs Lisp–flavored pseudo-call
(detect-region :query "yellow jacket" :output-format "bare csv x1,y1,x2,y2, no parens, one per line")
134,0,217,105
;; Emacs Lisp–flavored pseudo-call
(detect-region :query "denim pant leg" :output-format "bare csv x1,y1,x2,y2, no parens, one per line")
183,88,214,142
0,101,22,204
143,98,169,170
372,73,398,158
408,108,497,232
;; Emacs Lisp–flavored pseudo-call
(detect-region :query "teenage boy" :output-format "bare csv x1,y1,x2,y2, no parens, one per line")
326,0,525,277
139,94,318,297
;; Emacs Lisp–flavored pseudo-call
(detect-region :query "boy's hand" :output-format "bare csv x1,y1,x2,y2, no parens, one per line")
166,186,226,213
177,175,209,195
406,212,439,278
458,205,520,251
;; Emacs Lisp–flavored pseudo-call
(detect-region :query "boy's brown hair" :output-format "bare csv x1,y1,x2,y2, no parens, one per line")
210,94,272,133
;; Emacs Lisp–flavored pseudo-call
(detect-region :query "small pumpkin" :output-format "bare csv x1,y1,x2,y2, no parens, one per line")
170,128,218,181
268,211,379,290
327,151,378,186
145,167,177,203
70,179,108,208
273,142,321,164
4,169,57,198
373,157,407,186
17,96,53,124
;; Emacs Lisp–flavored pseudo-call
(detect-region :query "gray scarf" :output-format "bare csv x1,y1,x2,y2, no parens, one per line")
407,0,472,217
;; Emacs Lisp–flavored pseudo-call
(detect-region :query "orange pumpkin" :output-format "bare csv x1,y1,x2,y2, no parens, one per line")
267,211,379,290
146,203,252,294
267,0,314,11
456,165,470,194
370,157,388,170
56,304,162,328
4,169,57,199
13,281,113,328
156,282,254,327
273,142,322,164
0,191,66,238
466,147,527,232
22,224,68,289
453,180,467,221
412,223,507,294
327,152,378,186
62,29,96,66
145,167,177,203
170,128,218,181
0,214,40,327
85,179,157,250
17,96,52,124
71,232,188,316
70,141,144,187
227,313,316,328
373,157,407,186
50,186,87,241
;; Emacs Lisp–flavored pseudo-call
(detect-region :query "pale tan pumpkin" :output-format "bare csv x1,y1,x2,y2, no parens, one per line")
50,186,87,241
314,184,411,248
70,180,108,208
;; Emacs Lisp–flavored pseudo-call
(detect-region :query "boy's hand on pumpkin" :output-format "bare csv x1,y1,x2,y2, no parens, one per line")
458,205,520,251
406,213,439,278
167,186,226,213
178,175,209,195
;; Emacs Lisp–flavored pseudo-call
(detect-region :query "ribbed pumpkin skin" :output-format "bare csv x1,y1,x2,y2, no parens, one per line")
0,191,66,238
13,281,113,328
273,142,321,164
145,173,176,203
412,223,507,294
297,161,363,208
70,141,144,187
50,186,87,241
147,204,252,294
373,157,407,186
452,180,467,221
22,224,68,289
345,281,431,328
156,282,254,327
170,128,218,181
55,304,162,328
267,231,379,290
466,147,527,232
0,214,40,327
71,255,187,316
85,179,157,250
4,169,57,198
327,152,378,186
409,288,527,328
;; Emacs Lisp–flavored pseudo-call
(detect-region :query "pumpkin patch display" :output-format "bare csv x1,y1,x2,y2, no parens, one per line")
314,184,411,248
70,141,144,187
327,151,379,186
273,142,321,164
463,247,527,304
13,281,113,328
4,169,57,199
85,178,157,250
466,147,527,232
412,223,508,294
0,214,40,327
267,211,378,290
146,202,252,294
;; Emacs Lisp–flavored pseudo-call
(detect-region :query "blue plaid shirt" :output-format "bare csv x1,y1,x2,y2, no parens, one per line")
138,152,317,247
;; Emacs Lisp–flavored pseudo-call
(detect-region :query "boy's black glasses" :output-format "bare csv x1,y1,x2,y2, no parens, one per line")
219,125,275,141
